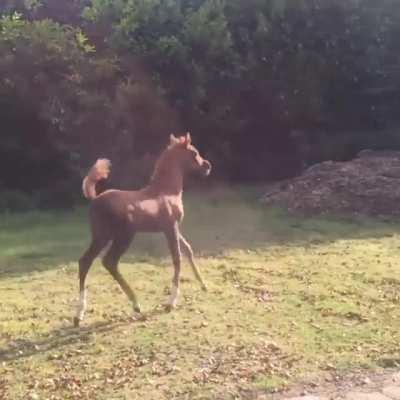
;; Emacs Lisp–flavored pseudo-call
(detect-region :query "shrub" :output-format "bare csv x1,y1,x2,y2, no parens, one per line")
0,190,38,212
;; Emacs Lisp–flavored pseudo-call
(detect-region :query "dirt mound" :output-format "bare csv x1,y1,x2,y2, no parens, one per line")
261,150,400,216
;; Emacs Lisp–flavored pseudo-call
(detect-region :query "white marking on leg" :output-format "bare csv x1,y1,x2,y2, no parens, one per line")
75,289,87,321
132,302,141,311
168,284,180,308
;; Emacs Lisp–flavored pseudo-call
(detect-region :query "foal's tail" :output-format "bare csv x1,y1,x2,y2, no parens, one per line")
82,159,111,200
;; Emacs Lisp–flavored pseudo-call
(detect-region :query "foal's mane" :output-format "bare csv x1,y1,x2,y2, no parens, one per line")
148,135,189,189
150,142,177,181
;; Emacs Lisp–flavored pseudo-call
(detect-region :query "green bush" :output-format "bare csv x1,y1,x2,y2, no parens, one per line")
2,0,400,194
0,190,38,212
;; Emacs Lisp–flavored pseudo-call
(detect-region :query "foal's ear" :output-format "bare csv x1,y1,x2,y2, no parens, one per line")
180,132,191,148
170,134,179,145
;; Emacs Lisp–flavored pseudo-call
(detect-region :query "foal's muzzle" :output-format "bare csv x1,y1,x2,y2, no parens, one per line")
201,160,212,176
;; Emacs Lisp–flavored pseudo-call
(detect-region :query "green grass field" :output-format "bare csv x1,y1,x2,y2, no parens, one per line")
1,186,400,400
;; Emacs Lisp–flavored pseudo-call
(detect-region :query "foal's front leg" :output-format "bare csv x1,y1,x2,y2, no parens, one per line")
165,223,181,309
179,234,208,291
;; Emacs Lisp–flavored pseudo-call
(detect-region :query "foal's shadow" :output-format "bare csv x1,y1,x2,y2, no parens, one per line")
0,306,168,363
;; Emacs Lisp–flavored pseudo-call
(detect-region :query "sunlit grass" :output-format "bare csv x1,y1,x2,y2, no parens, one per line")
1,186,400,399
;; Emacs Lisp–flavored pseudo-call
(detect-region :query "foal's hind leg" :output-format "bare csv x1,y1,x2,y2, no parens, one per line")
74,239,107,327
179,234,208,292
102,233,141,314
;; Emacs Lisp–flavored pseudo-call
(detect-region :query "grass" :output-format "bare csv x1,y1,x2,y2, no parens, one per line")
1,185,400,399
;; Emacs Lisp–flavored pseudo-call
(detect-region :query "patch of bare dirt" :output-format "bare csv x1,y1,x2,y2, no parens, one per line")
254,368,400,400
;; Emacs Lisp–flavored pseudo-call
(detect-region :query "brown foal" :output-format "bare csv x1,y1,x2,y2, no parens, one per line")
74,133,212,327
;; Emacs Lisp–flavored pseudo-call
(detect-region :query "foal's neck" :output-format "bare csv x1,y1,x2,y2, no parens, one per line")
148,156,184,196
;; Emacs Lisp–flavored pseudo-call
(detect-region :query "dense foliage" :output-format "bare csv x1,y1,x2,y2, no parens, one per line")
1,0,400,209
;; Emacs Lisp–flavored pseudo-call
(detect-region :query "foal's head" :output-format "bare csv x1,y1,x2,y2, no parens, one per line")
168,133,212,176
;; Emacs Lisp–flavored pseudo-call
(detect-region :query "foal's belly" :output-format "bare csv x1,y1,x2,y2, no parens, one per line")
93,191,183,233
125,198,182,231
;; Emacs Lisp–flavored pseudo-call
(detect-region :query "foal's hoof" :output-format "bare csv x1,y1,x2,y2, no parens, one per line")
201,284,208,292
131,305,145,321
164,303,177,313
131,312,145,321
73,317,80,328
